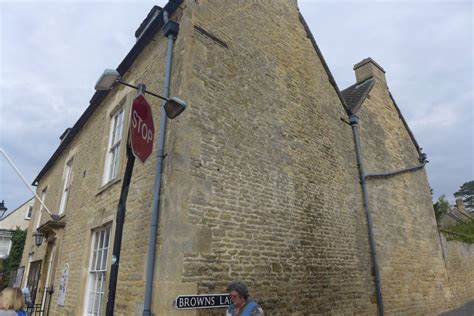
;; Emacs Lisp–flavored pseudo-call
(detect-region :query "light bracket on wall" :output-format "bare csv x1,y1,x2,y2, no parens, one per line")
33,231,44,247
94,69,187,119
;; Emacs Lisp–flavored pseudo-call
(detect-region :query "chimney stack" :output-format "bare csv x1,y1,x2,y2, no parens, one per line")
455,197,466,213
353,57,386,84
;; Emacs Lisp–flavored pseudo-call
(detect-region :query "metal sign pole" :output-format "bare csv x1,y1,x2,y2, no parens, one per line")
105,84,146,316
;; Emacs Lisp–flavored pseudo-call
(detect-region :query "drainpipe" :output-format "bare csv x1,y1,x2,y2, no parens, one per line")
349,114,385,316
365,161,426,179
349,114,429,316
143,10,179,316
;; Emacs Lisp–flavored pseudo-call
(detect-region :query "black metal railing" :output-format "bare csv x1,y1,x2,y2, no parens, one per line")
27,287,53,316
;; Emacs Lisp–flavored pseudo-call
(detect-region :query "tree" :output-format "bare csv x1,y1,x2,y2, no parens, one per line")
433,195,450,222
454,180,474,213
0,228,27,289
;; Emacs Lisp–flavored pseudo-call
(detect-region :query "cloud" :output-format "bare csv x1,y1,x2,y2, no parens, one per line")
1,0,472,210
1,1,164,208
408,90,472,130
299,1,473,205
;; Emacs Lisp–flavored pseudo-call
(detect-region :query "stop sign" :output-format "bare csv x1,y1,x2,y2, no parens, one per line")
130,94,155,162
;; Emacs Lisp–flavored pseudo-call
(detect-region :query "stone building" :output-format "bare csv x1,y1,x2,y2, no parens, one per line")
0,198,32,259
0,198,33,231
439,198,473,228
19,1,473,315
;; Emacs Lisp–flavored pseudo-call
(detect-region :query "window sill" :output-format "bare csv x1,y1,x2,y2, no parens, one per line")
96,177,122,196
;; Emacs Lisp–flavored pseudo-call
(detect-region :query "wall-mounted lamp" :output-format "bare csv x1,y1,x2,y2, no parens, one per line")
95,69,186,119
33,231,44,247
0,200,7,219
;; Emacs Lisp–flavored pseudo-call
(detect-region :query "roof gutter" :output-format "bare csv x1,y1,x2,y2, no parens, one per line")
365,160,427,180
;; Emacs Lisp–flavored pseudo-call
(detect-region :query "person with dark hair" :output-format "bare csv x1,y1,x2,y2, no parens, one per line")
226,281,264,316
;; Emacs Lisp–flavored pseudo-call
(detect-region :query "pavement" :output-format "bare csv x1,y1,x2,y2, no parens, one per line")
439,299,474,316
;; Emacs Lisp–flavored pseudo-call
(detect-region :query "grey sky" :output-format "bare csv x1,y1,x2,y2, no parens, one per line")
1,0,472,212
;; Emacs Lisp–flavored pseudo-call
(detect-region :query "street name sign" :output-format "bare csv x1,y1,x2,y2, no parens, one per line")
130,94,155,162
175,294,231,310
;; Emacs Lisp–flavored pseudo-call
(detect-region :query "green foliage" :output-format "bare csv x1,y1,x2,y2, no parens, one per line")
433,195,449,221
0,228,27,288
443,220,474,243
454,180,474,213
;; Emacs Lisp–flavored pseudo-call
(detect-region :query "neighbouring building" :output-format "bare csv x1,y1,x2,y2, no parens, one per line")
0,198,33,259
20,1,474,315
439,197,473,228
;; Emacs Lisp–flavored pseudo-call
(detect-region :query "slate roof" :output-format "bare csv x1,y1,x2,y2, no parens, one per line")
342,76,422,154
341,78,375,113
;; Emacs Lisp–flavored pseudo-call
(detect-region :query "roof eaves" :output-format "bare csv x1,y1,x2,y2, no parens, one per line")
297,12,350,115
0,197,35,221
0,211,15,221
33,0,183,185
388,91,421,155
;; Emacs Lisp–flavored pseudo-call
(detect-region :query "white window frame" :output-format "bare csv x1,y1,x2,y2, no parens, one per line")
22,253,34,288
0,235,12,259
36,188,47,229
84,225,111,316
103,107,125,184
58,158,74,215
25,206,33,219
41,244,56,310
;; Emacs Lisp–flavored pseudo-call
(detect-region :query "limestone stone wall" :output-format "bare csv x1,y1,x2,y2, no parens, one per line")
19,1,473,316
20,146,71,293
440,233,474,309
161,0,376,315
355,73,453,314
20,5,186,314
50,21,186,316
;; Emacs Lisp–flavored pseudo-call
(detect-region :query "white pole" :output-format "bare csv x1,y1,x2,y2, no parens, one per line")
0,147,55,217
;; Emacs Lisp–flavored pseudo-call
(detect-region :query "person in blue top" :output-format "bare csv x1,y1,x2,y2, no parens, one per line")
226,281,264,316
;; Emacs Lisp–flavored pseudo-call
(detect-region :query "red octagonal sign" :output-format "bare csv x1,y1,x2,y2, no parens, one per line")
130,94,155,162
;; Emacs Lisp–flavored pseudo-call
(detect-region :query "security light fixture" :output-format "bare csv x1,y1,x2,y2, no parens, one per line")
95,69,121,91
95,69,187,120
33,231,44,247
0,200,7,219
164,97,186,119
